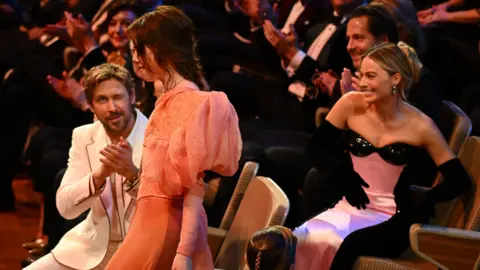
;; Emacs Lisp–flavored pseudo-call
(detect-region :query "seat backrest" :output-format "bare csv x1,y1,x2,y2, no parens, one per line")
445,136,480,231
219,162,259,230
430,101,472,226
315,107,330,128
214,177,289,270
436,101,472,156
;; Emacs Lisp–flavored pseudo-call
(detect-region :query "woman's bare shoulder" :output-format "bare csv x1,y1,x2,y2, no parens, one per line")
335,92,367,111
327,92,366,128
405,105,440,142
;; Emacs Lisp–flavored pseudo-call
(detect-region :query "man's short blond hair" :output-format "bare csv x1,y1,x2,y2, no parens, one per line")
83,63,134,104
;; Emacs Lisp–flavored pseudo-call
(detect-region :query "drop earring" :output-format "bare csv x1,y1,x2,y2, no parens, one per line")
392,85,398,95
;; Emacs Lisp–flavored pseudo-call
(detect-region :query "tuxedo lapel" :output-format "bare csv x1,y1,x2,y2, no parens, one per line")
87,124,106,176
284,0,329,40
277,0,297,27
302,20,330,50
317,22,351,74
294,0,325,37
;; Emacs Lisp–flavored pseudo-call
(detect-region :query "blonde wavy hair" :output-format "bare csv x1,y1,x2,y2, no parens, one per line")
362,42,422,101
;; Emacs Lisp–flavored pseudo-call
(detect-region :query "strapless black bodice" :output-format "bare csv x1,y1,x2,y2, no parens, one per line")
347,131,422,166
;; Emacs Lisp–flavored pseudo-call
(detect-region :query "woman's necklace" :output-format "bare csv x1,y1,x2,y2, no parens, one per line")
165,77,185,92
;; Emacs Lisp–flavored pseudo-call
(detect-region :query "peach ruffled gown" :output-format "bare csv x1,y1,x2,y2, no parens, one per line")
106,80,242,269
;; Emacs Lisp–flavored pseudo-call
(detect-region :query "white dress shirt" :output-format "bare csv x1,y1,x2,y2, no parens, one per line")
88,116,141,241
286,12,347,99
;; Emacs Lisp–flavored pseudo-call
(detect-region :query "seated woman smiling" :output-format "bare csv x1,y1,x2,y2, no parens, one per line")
293,42,471,270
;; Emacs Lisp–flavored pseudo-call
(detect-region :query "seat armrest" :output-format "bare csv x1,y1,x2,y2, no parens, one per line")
232,64,282,82
208,227,227,260
410,223,480,270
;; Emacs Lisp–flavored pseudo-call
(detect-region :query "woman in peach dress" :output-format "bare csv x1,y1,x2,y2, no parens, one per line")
106,6,242,270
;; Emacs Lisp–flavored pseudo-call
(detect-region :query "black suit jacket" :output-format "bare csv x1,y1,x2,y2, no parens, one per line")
292,18,353,84
296,19,353,132
276,0,332,39
250,0,332,72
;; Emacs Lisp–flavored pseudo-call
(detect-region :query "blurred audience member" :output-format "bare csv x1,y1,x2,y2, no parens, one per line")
245,226,297,270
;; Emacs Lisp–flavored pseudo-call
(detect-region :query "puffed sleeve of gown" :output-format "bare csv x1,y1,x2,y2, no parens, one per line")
169,91,242,257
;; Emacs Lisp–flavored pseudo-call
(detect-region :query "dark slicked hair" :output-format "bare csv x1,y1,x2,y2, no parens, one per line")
349,4,399,44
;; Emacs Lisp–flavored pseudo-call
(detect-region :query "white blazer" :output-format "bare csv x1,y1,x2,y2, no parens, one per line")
51,110,148,270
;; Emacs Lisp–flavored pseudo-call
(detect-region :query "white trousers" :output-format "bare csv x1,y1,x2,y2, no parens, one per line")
24,241,121,270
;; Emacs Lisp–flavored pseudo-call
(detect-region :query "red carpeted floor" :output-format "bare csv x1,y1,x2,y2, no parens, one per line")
0,179,40,270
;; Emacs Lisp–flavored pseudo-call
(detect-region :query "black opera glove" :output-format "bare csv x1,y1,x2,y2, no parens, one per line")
424,158,471,203
306,120,347,168
342,160,370,210
306,120,370,209
406,158,471,217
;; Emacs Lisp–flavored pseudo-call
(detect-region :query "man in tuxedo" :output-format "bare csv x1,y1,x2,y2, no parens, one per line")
190,0,331,79
246,0,334,73
209,0,363,132
24,64,148,270
310,4,442,127
304,4,399,109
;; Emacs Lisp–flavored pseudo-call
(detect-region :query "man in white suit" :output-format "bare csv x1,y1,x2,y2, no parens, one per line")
25,63,148,269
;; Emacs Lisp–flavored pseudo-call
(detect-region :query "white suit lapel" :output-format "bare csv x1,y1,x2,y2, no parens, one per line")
86,125,114,219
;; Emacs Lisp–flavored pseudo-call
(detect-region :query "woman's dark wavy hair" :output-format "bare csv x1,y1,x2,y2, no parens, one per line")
97,0,144,37
246,226,297,270
127,6,207,90
349,4,400,45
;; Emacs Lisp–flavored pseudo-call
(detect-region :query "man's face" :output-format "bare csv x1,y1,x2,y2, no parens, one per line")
90,79,135,136
346,16,383,69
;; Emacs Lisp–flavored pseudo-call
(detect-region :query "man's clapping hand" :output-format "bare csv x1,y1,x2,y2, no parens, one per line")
99,137,138,180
